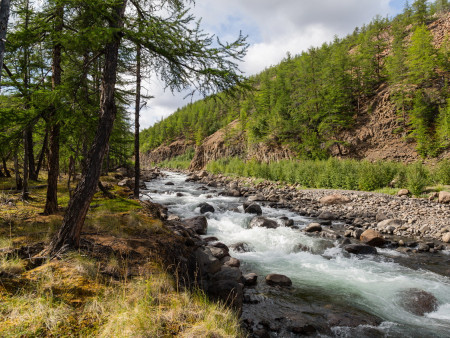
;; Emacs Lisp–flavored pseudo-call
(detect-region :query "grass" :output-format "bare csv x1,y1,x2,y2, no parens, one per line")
155,148,195,170
0,171,244,337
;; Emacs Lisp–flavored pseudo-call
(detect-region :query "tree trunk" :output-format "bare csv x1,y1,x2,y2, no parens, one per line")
22,130,29,200
13,154,22,190
44,4,63,215
133,42,141,199
25,128,37,180
35,129,48,178
2,157,10,177
46,0,128,255
0,0,11,87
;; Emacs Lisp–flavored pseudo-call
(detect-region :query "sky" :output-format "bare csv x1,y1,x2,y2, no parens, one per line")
139,0,408,129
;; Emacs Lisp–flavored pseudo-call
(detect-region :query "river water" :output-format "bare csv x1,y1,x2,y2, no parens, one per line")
142,171,450,337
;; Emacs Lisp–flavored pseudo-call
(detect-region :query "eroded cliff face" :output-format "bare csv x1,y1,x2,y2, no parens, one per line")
141,139,194,167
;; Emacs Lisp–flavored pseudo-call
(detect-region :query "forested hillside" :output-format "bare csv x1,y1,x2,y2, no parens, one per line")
141,0,449,161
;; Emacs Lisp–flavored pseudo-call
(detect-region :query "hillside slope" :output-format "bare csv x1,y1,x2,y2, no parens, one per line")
141,7,449,168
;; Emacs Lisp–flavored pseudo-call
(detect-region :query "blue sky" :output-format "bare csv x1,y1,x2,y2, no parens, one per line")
140,0,410,129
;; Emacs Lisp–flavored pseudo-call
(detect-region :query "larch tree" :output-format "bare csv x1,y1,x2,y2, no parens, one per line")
45,0,248,255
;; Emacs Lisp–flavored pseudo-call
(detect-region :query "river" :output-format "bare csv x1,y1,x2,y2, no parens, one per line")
142,171,450,337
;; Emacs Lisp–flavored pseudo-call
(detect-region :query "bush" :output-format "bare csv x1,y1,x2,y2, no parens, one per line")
406,162,429,196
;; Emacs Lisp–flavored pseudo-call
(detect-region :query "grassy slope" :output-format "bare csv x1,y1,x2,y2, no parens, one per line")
0,174,243,337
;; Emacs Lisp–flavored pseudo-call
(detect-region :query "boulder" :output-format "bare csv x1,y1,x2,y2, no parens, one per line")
244,203,262,215
167,215,180,222
397,189,410,197
265,274,292,287
360,229,385,247
212,266,243,283
319,194,351,205
118,178,133,188
344,244,378,255
279,217,294,227
229,189,241,197
398,288,438,316
243,273,258,286
377,219,402,230
304,223,322,233
165,181,174,186
248,194,265,202
184,216,208,235
176,192,184,197
442,232,450,243
209,246,229,260
195,247,221,275
198,170,209,178
207,280,243,312
318,211,336,220
198,202,215,214
249,216,279,229
230,242,254,253
438,191,450,204
221,256,240,268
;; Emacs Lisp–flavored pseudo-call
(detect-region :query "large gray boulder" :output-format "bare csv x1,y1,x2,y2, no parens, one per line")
398,288,438,316
184,216,208,235
249,216,279,229
244,203,262,215
345,244,378,255
438,191,450,204
198,202,215,214
195,247,221,275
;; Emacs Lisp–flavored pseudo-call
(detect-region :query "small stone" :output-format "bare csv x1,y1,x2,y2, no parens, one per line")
442,232,450,243
438,191,450,204
304,223,322,233
360,229,385,247
397,189,410,197
243,273,258,286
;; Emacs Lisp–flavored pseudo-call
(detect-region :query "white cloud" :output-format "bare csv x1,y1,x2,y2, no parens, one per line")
139,0,403,129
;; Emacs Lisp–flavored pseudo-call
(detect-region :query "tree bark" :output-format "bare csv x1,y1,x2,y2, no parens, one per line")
22,130,29,200
0,0,11,87
44,4,63,215
13,154,22,190
35,129,48,178
2,157,10,177
46,0,128,255
133,42,141,199
25,128,37,180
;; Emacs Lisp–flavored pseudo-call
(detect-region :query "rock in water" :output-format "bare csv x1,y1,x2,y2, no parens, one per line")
344,244,378,255
184,216,208,235
244,203,262,215
244,273,258,286
198,202,215,214
398,288,438,316
304,223,322,233
230,242,254,253
360,229,385,247
249,216,279,229
265,274,292,287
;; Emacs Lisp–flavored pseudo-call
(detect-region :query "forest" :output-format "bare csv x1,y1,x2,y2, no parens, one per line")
141,0,449,160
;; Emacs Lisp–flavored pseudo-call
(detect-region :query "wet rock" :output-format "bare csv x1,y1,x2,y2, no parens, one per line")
289,323,317,335
253,329,270,338
184,216,208,235
398,288,438,316
248,194,265,202
443,233,450,243
229,189,241,197
249,216,279,229
244,203,262,215
304,223,322,233
198,202,215,214
377,219,402,231
398,189,410,196
221,256,240,268
230,242,254,253
345,244,378,255
165,181,174,186
207,280,243,312
167,215,180,221
319,194,351,205
417,243,430,252
195,247,221,275
360,229,385,247
244,273,258,286
353,229,364,239
279,217,294,227
196,186,208,191
176,192,184,197
209,246,229,260
265,274,292,287
203,236,219,242
438,191,450,204
213,266,243,283
318,211,336,220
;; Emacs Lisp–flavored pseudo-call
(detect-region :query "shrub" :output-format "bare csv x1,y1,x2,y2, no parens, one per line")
406,162,429,196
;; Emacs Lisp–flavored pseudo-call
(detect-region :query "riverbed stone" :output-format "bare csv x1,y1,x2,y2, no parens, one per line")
248,194,265,202
209,246,229,260
438,191,450,204
195,247,221,275
377,219,402,230
344,244,378,255
318,211,336,220
207,280,243,312
442,232,450,243
230,242,254,253
319,194,351,205
398,189,410,197
221,256,240,268
244,203,262,215
184,216,208,235
198,202,215,214
243,273,258,286
398,288,438,316
360,229,385,247
265,274,292,287
249,216,279,229
304,223,322,233
165,181,174,186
